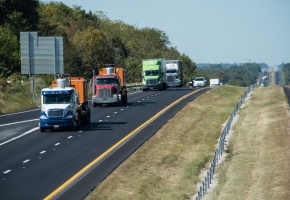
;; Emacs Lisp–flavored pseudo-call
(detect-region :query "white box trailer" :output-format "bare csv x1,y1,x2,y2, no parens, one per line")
210,79,220,87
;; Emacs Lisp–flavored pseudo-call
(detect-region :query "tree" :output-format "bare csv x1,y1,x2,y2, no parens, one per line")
71,27,114,76
0,26,19,77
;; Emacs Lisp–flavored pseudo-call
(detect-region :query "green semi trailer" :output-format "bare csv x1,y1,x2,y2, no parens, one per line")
142,58,167,91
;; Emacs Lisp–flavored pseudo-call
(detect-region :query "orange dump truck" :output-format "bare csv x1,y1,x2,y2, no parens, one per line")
92,67,127,107
39,76,91,132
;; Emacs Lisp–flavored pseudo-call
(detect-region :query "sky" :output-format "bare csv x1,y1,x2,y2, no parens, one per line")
50,0,290,66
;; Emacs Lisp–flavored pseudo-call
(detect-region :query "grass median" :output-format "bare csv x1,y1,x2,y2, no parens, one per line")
85,85,247,200
205,86,290,200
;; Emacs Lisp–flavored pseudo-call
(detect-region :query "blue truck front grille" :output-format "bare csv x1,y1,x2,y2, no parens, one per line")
48,109,63,117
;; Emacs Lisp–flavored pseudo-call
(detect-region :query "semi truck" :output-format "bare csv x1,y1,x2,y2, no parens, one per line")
39,76,91,132
92,66,127,107
210,79,220,87
166,60,183,87
142,58,167,91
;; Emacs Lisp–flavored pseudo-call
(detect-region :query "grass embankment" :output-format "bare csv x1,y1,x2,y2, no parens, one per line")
205,86,290,200
0,82,36,114
0,75,52,114
85,85,247,200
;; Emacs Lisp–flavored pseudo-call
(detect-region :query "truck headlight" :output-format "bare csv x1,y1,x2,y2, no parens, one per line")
40,111,47,119
65,114,73,119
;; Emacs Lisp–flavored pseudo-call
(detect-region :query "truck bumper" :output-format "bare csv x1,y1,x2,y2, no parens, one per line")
167,82,180,87
92,96,119,104
39,118,74,130
142,84,160,90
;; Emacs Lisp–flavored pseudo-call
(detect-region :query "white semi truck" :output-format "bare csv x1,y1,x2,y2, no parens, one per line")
209,79,220,87
39,76,91,132
165,60,183,87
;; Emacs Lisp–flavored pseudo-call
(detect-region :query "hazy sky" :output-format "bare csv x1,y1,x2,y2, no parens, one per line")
51,0,290,66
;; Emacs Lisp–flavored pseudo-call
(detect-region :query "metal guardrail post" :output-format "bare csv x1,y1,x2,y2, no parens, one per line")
194,85,255,199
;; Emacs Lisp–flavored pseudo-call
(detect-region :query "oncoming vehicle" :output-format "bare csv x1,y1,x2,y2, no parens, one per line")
193,77,207,87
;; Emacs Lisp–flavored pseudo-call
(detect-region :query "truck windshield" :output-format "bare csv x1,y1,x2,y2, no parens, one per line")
96,78,116,85
166,69,177,73
43,94,72,104
144,70,159,76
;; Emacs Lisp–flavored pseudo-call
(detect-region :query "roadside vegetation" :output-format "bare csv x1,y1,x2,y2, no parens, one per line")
0,74,51,114
204,86,290,200
85,85,247,200
0,74,34,114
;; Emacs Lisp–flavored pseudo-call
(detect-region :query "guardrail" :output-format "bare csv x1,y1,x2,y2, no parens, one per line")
126,84,142,91
196,84,255,200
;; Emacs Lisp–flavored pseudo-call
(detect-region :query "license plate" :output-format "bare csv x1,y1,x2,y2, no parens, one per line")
103,98,107,100
54,125,59,128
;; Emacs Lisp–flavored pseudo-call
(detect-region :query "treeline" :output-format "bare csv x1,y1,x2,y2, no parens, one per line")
0,0,196,84
194,63,261,87
0,0,267,87
282,63,290,85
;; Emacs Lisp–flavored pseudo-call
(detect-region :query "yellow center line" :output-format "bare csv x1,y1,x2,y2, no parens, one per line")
44,88,205,200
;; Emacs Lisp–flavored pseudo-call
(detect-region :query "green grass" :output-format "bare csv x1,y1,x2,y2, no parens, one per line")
0,75,50,114
204,86,290,200
0,82,36,114
85,85,247,200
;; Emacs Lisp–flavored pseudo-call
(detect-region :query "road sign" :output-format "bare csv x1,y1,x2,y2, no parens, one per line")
20,32,64,75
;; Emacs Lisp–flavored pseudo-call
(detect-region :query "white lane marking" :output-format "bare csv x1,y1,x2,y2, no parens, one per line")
55,143,60,146
23,159,30,163
0,118,39,127
121,109,124,111
40,151,46,154
0,109,40,117
106,115,110,118
3,170,11,174
0,126,39,146
98,120,103,122
114,112,118,114
67,136,73,139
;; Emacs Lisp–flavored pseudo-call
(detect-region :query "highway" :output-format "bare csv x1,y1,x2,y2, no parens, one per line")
0,87,210,200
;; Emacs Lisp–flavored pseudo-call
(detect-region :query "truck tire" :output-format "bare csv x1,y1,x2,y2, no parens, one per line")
86,111,91,124
40,127,45,132
78,115,82,129
93,102,97,107
124,94,128,104
121,93,127,104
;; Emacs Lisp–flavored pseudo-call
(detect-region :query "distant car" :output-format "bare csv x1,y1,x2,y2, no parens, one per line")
193,77,207,87
188,78,195,86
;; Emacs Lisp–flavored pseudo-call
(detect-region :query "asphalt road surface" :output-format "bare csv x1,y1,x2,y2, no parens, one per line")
0,87,210,200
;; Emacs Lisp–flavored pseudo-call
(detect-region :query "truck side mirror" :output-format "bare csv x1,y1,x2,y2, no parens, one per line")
75,92,79,104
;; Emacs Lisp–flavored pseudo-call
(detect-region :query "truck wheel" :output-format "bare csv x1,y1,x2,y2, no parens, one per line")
124,94,128,104
86,112,91,124
78,116,82,129
40,127,45,132
93,102,97,107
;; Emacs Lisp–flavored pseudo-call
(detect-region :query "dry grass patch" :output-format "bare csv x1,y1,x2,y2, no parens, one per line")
85,85,247,200
0,84,35,114
206,86,290,200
